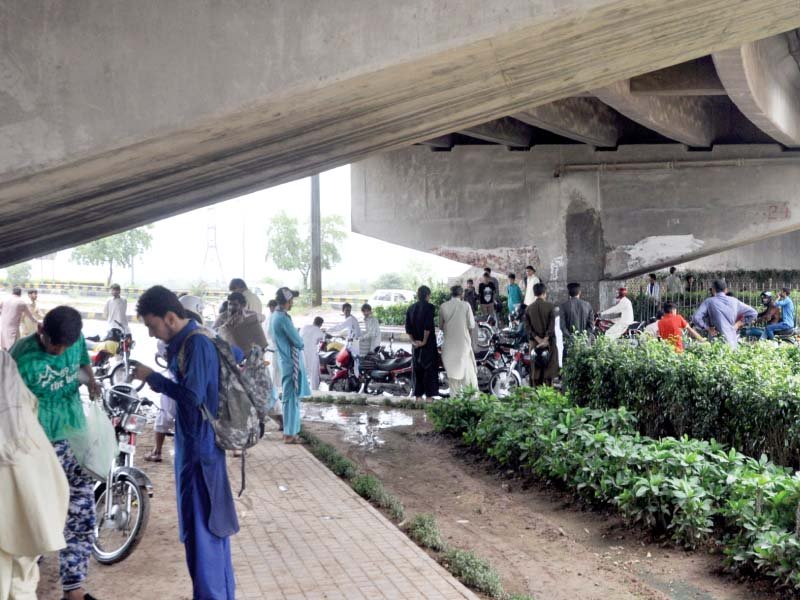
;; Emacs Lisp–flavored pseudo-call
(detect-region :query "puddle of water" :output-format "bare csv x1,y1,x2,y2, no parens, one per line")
301,402,417,449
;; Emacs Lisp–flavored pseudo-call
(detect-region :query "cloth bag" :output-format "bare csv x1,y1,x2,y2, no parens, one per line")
67,399,117,480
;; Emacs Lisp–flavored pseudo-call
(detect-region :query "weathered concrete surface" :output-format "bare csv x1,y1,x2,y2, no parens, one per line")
1,0,799,267
352,144,800,305
514,98,623,147
713,30,800,147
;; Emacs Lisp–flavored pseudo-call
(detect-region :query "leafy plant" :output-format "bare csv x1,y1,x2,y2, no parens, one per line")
406,513,447,552
4,262,32,286
442,549,504,598
351,474,405,521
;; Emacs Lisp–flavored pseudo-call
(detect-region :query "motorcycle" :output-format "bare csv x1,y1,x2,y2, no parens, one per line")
92,383,154,565
328,337,361,392
89,320,144,391
595,315,644,344
360,349,414,396
317,334,342,387
489,343,530,398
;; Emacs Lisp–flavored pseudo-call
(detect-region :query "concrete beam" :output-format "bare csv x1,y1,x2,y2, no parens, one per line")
593,80,719,146
460,118,533,148
2,0,800,266
713,32,800,147
514,98,623,147
420,135,456,149
629,56,726,96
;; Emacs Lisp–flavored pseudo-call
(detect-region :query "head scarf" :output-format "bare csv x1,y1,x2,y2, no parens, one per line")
0,351,38,465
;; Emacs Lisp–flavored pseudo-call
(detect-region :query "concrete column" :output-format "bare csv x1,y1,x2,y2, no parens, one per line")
310,174,322,306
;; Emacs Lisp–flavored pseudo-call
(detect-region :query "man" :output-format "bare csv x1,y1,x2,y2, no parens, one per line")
463,279,478,313
483,267,500,294
10,306,101,600
692,279,757,349
19,289,43,337
132,286,238,600
478,272,497,317
405,285,438,401
0,351,69,600
559,282,594,349
764,288,795,340
439,285,478,394
506,273,523,318
330,302,362,375
300,317,325,391
665,267,682,296
0,287,37,350
685,274,696,293
524,283,558,387
646,273,660,299
270,288,311,443
600,288,635,341
523,265,540,306
229,278,263,321
742,291,781,339
360,303,381,356
103,283,129,334
658,301,704,352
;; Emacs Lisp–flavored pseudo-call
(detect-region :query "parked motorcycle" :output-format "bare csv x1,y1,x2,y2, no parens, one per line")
328,337,361,392
489,343,530,398
92,383,154,565
360,350,414,396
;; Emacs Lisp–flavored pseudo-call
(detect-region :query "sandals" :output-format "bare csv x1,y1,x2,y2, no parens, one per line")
144,452,162,463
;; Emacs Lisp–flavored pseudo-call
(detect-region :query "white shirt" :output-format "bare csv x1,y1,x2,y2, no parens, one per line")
104,296,129,333
601,296,634,326
332,314,362,356
360,316,381,355
524,275,540,306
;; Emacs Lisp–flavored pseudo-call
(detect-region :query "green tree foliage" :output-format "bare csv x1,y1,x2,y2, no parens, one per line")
265,212,346,290
373,272,406,289
5,262,32,286
70,227,153,286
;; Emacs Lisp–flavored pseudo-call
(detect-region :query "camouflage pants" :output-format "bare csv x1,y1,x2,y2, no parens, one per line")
53,440,96,592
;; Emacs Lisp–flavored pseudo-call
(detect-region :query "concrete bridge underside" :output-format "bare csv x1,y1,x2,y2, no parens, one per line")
2,0,800,267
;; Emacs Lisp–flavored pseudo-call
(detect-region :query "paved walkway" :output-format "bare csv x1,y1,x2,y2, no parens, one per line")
39,426,478,599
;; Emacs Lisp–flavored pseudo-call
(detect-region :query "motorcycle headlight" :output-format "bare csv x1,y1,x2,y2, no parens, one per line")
122,413,147,434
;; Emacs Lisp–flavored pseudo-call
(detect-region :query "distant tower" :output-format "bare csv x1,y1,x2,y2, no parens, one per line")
202,207,226,285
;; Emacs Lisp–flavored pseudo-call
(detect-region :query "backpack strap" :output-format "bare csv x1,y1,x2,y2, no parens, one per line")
177,328,218,425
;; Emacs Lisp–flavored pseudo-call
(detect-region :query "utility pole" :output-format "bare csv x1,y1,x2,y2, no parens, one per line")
311,174,322,306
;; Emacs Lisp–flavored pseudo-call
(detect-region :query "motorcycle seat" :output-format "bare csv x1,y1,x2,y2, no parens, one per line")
319,351,338,364
375,357,412,371
370,370,390,378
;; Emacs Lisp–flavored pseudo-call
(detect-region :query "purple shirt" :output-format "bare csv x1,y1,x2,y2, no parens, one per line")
692,293,757,349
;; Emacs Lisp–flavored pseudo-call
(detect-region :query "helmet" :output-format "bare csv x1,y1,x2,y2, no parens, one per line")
760,291,774,306
534,347,551,368
179,295,205,322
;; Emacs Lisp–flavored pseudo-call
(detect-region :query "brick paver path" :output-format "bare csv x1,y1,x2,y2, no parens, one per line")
39,427,478,599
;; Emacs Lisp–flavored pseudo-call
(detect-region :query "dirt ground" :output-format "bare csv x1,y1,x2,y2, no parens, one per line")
307,413,783,600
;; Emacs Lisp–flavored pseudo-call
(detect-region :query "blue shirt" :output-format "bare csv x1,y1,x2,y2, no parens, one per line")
692,293,757,349
777,297,795,328
506,283,523,311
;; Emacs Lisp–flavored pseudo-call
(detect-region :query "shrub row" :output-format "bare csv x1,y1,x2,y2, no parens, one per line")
428,388,800,590
562,336,800,466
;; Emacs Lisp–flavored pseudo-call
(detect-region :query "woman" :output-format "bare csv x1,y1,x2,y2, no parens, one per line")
0,350,69,600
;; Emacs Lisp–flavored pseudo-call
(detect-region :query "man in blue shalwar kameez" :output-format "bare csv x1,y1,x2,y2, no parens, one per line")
270,287,311,443
133,286,239,600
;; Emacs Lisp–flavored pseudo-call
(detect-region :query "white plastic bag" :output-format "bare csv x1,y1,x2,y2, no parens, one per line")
68,400,117,480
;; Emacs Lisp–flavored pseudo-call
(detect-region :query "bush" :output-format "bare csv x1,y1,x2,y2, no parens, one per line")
442,549,504,598
430,388,800,590
406,513,447,552
300,431,358,480
562,335,800,466
351,474,405,521
5,262,32,287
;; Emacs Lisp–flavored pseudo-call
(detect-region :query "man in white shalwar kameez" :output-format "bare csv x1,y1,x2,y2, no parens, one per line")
600,287,634,341
0,288,37,351
300,317,325,390
330,303,362,375
439,285,478,394
359,304,381,356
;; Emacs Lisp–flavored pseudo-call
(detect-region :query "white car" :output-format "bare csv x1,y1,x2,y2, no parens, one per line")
368,289,416,308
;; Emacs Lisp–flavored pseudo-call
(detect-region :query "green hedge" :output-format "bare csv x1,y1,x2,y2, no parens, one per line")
561,336,800,466
428,389,800,589
373,287,509,326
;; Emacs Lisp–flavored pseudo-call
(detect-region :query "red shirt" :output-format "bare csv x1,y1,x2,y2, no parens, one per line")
658,313,688,352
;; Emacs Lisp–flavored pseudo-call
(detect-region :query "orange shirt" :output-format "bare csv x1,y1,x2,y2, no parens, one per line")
658,313,688,352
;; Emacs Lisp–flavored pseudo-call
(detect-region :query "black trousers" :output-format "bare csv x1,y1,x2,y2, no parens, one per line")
412,348,439,398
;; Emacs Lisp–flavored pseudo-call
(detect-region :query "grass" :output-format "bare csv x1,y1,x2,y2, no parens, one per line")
442,548,505,598
405,513,447,551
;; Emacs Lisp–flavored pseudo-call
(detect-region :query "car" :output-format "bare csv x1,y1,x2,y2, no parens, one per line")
368,289,416,308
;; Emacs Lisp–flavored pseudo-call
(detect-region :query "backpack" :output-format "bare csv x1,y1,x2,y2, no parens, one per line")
178,329,269,495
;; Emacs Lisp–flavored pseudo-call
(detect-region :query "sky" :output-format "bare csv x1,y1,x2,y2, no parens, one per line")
7,166,468,291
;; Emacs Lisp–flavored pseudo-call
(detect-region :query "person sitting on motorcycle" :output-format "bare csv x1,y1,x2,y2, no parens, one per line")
741,292,780,339
764,288,795,340
360,303,381,356
599,287,634,341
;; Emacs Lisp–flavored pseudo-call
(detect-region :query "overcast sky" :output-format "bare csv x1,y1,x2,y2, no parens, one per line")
8,166,468,291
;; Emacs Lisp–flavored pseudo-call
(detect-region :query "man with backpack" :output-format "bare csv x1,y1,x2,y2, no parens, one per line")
133,286,238,600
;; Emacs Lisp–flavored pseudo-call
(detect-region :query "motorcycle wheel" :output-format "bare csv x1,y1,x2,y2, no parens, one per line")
476,364,493,392
110,362,146,392
330,377,357,393
489,369,522,399
92,479,150,565
476,324,493,349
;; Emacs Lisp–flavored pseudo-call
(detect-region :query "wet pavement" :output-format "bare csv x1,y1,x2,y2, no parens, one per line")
301,402,420,449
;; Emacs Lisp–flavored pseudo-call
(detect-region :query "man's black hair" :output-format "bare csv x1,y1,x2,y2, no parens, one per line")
43,306,83,346
484,267,492,273
227,291,246,305
466,279,474,284
361,303,372,312
663,301,677,313
526,265,535,272
228,278,247,291
267,299,278,309
136,285,186,319
12,287,21,295
313,316,324,327
342,302,352,311
669,267,676,274
27,289,38,295
648,273,657,280
533,283,546,297
508,273,516,280
712,279,727,293
451,285,463,298
567,282,581,297
418,285,432,301
783,287,791,295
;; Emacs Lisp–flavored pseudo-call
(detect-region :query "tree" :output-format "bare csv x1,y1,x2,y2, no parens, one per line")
265,212,346,290
5,262,32,286
373,272,405,289
71,227,153,286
